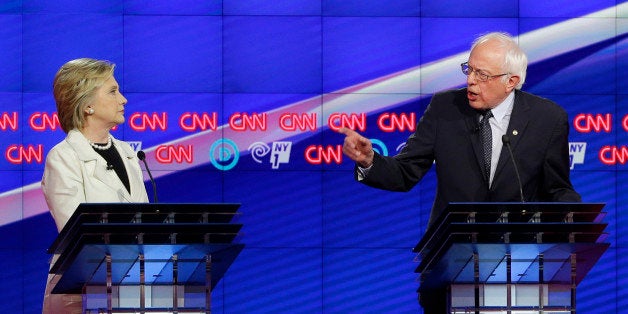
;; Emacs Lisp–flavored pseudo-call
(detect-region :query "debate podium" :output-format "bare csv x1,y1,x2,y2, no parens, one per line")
413,202,608,314
47,203,244,314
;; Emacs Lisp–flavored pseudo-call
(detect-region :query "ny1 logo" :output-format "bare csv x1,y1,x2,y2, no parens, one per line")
248,141,292,169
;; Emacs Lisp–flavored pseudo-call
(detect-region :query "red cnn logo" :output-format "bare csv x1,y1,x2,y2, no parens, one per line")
304,145,342,165
377,112,416,132
0,112,18,131
6,144,43,164
599,145,628,165
573,113,611,133
623,115,628,132
328,113,366,132
129,112,168,131
155,145,193,164
179,112,217,132
29,112,60,131
279,113,317,131
229,113,267,131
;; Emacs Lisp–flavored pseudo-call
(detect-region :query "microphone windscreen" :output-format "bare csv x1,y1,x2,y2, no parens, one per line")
137,150,146,161
501,134,510,144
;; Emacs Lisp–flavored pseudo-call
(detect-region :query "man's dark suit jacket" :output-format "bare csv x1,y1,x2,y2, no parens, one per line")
359,88,581,225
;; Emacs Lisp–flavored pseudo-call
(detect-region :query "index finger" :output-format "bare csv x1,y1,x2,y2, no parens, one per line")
337,127,357,137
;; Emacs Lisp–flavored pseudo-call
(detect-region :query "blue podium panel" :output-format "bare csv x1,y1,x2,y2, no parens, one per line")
53,243,243,294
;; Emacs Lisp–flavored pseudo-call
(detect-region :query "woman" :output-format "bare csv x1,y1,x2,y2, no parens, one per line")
41,58,149,313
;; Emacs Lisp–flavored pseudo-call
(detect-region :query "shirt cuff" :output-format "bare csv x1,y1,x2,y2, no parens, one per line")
356,164,372,181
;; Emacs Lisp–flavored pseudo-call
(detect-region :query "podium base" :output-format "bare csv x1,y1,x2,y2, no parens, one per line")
450,283,573,314
84,285,209,314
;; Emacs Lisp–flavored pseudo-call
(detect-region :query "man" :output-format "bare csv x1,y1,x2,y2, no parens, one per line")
339,32,581,312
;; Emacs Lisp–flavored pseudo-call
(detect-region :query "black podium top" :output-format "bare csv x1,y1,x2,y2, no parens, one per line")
415,202,606,254
413,202,609,290
48,203,244,294
49,203,241,254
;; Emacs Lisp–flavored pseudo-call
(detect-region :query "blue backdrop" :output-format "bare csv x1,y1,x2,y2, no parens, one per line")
0,0,626,313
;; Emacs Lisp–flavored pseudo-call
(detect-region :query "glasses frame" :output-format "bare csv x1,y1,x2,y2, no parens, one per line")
461,62,509,82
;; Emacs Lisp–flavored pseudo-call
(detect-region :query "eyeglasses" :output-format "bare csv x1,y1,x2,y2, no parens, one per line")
461,62,508,82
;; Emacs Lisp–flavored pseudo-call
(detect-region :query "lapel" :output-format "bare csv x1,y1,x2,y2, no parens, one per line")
66,129,133,202
493,90,531,181
462,97,487,181
113,138,137,201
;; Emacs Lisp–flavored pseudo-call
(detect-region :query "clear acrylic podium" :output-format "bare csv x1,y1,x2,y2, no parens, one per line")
47,203,244,314
413,202,609,314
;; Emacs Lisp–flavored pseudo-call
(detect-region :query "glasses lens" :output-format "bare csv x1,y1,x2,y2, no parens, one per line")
461,63,469,75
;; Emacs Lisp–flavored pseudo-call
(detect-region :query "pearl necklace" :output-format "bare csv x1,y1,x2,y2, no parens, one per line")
89,136,113,151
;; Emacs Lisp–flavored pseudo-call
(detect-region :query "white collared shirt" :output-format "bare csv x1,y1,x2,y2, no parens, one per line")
484,91,515,186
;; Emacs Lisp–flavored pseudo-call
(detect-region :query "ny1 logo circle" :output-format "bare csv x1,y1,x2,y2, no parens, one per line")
209,138,239,171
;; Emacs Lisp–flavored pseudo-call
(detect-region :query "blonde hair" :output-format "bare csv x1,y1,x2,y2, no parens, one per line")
53,58,115,133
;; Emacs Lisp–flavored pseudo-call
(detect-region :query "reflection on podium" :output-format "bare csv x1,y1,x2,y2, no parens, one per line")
47,203,244,313
413,202,609,314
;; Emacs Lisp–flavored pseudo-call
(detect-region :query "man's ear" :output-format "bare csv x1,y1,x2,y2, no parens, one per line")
506,75,520,92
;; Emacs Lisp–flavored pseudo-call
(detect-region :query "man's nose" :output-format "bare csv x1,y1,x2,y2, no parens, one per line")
467,71,477,84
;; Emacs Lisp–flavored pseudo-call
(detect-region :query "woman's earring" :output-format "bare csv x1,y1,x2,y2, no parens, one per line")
87,107,94,115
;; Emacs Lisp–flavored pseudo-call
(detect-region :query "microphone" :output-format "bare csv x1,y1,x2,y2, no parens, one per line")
137,150,158,203
106,163,114,170
502,135,524,203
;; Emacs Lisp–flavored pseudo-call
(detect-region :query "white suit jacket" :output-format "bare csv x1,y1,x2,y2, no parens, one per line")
42,129,149,232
